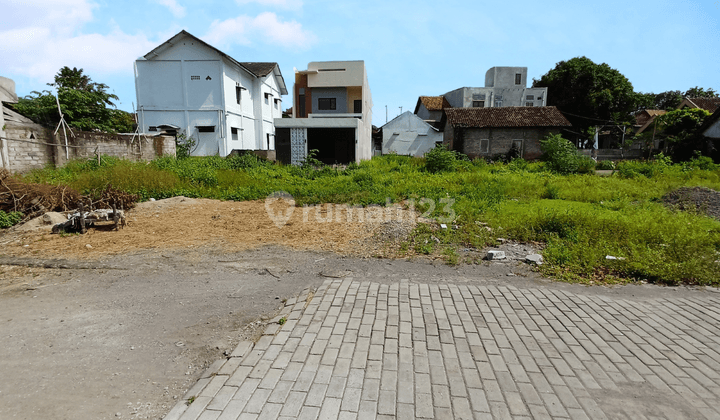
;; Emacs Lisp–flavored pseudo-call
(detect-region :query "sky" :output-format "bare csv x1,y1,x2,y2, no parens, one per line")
1,0,718,125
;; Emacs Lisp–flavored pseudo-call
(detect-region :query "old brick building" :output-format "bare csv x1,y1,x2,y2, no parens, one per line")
443,106,571,160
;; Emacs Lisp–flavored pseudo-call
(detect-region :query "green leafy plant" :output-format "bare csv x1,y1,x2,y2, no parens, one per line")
278,317,287,325
539,134,581,174
424,145,457,173
0,210,23,229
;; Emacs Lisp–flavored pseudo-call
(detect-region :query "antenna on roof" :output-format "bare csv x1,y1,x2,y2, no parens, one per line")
52,93,74,160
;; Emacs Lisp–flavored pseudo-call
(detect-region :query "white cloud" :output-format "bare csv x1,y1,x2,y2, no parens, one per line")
204,12,315,49
235,0,302,10
155,0,186,18
0,1,155,83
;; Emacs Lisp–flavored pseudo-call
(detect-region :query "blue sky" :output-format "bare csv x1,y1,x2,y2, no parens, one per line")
1,0,718,125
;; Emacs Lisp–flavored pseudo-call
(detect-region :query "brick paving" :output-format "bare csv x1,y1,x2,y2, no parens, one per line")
164,279,720,420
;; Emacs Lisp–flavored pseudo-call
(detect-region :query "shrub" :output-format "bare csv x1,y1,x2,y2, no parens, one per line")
539,134,581,174
595,160,615,170
425,145,457,173
0,210,23,229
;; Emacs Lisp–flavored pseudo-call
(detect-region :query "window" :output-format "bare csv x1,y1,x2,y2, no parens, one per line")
494,100,502,107
472,100,484,108
236,86,242,105
231,127,239,141
191,75,200,80
526,95,534,100
264,93,271,105
298,94,306,117
472,94,486,100
318,68,345,72
274,98,281,109
197,126,215,133
318,98,336,110
354,99,362,113
148,126,157,132
266,133,271,149
515,73,522,85
525,102,534,107
480,139,489,153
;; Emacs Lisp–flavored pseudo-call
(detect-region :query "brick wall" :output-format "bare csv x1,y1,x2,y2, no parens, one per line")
1,120,176,173
448,127,559,160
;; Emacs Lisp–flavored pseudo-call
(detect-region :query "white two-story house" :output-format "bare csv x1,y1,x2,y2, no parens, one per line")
134,30,287,156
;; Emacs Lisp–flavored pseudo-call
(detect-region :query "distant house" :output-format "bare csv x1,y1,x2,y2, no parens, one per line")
382,111,442,157
634,109,667,135
274,61,373,165
414,96,451,130
678,97,720,113
701,108,720,140
134,30,287,157
443,106,571,159
444,67,548,109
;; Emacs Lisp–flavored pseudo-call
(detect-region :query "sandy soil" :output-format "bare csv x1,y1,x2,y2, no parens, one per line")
0,197,422,259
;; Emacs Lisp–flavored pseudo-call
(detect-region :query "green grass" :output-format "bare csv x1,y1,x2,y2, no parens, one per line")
21,154,720,285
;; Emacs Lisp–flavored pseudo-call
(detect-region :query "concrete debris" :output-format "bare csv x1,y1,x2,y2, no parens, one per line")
486,250,506,260
525,254,544,265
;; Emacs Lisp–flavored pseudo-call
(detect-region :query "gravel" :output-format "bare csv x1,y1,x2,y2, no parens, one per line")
662,186,720,221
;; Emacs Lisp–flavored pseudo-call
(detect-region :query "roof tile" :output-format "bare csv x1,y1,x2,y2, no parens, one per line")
445,106,571,128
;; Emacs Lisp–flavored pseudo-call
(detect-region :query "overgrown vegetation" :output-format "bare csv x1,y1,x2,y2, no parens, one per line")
0,210,23,229
18,150,720,286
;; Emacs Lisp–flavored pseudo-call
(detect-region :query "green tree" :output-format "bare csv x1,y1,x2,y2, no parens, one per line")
656,108,711,161
12,67,134,133
636,90,683,111
683,86,718,98
533,57,640,135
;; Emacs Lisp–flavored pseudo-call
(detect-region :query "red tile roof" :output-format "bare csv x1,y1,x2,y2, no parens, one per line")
681,98,720,113
445,106,571,128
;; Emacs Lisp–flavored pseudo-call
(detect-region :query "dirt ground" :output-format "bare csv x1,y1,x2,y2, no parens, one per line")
0,197,547,420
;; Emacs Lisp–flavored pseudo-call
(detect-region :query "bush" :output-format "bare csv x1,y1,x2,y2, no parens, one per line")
425,145,457,173
596,160,615,170
0,210,23,229
539,134,581,174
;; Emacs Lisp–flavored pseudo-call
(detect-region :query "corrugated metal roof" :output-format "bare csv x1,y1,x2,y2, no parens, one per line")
445,106,571,128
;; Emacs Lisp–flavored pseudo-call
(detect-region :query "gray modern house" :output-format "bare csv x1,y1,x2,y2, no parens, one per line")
444,67,547,109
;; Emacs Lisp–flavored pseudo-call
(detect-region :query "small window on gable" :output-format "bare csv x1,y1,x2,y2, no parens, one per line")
480,139,489,154
191,75,200,81
318,98,336,110
197,126,215,133
472,100,484,108
515,73,522,85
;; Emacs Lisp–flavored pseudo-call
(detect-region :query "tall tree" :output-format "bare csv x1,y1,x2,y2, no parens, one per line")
683,86,718,98
12,67,133,133
533,57,640,135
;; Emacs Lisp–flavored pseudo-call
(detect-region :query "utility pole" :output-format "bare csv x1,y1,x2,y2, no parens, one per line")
399,106,402,116
385,105,387,124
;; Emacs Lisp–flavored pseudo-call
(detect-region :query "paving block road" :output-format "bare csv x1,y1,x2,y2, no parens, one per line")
164,278,720,420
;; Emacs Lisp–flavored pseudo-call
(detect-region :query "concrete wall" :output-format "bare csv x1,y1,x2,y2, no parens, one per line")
307,61,365,88
445,126,559,160
382,112,442,157
485,67,527,88
1,120,175,173
704,120,720,139
311,87,348,114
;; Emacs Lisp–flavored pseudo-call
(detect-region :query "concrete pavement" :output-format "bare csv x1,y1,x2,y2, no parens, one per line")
163,278,720,420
